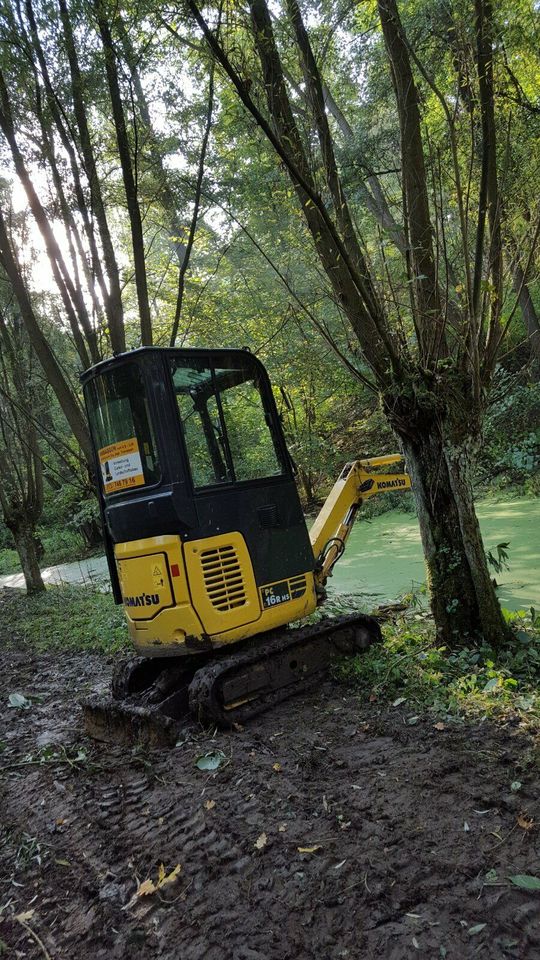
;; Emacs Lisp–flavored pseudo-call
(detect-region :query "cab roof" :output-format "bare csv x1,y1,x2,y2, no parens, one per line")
80,345,259,386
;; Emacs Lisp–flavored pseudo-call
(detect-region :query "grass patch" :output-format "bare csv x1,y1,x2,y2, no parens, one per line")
0,583,128,654
335,607,540,728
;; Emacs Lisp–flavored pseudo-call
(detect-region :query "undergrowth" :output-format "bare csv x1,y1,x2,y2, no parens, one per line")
0,528,102,576
0,584,128,654
335,606,540,728
2,581,540,732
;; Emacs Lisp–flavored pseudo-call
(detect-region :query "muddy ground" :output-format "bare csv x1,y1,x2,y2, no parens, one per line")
0,648,539,960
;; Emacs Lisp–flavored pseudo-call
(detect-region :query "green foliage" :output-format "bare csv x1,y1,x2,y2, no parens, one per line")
0,547,20,575
335,609,540,726
0,584,128,654
478,371,540,491
486,541,511,574
38,527,87,566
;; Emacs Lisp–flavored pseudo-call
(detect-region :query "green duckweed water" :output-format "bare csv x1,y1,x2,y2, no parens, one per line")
329,497,540,612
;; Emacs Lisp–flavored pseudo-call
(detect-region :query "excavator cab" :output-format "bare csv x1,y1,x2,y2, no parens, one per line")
82,347,318,657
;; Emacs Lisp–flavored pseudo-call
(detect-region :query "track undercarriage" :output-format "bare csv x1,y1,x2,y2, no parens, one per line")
82,613,381,747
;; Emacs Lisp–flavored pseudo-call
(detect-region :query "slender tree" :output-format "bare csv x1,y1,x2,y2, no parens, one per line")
0,205,93,462
93,0,153,345
0,311,45,593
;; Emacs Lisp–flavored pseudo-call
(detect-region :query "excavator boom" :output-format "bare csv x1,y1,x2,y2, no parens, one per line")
310,456,411,590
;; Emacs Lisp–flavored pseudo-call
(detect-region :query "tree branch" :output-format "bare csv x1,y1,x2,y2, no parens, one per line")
170,61,215,345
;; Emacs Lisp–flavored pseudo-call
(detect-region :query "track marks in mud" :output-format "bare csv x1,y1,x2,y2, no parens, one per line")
0,651,539,959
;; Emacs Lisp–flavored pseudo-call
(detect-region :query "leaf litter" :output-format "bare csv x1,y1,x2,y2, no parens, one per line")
125,863,182,909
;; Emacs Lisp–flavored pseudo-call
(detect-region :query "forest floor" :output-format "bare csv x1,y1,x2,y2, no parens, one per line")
1,645,539,959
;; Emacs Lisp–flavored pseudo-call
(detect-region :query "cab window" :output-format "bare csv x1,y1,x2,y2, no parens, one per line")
85,363,160,495
170,356,283,488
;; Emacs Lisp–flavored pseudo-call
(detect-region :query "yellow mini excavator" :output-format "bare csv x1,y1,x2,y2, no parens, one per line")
81,347,411,744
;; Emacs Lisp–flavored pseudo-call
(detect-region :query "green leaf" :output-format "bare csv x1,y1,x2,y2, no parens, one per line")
8,693,31,709
468,923,487,936
508,875,540,891
483,678,499,692
195,750,226,771
510,781,522,792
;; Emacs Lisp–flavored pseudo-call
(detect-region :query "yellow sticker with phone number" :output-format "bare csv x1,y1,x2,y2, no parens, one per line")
98,437,145,494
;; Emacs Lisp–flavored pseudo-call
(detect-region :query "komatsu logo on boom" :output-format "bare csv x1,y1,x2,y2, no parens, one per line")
377,478,407,490
124,593,160,607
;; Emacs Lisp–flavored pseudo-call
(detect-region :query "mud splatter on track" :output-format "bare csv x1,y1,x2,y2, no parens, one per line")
1,648,539,959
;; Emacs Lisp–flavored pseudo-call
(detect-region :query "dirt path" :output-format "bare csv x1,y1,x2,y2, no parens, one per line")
1,649,539,959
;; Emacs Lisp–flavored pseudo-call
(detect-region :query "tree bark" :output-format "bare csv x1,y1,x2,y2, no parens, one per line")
24,0,110,350
169,64,214,345
94,0,153,346
11,518,45,595
35,92,101,364
0,71,93,369
0,317,46,596
474,0,503,362
58,0,126,355
378,0,445,360
444,439,510,640
388,398,510,646
511,261,540,378
116,15,188,270
0,207,93,463
248,0,397,378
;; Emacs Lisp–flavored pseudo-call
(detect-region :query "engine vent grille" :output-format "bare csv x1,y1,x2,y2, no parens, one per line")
200,545,247,612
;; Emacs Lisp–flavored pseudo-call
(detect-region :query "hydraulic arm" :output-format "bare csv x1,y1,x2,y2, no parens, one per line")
310,455,411,593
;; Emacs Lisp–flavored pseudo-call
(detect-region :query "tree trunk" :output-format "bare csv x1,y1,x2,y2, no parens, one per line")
58,0,126,355
95,1,153,346
511,261,540,378
297,466,316,506
393,409,510,646
12,518,45,595
0,207,93,464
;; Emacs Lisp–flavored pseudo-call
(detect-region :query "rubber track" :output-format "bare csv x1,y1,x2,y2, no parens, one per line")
83,613,381,744
188,613,381,728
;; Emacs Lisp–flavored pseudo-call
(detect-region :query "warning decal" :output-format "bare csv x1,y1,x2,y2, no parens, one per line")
98,437,145,494
152,563,165,589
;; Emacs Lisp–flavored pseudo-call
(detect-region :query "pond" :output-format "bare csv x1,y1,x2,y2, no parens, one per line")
329,497,540,612
1,497,538,613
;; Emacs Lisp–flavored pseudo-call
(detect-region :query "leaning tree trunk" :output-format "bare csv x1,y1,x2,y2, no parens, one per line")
387,400,511,646
11,517,45,595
